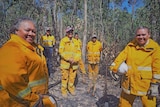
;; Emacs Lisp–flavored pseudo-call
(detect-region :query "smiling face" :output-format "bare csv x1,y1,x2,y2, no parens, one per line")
15,20,36,44
66,30,73,39
135,28,150,47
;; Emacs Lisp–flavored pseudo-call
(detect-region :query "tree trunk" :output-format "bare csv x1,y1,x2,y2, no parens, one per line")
100,0,104,52
82,0,87,63
51,0,57,39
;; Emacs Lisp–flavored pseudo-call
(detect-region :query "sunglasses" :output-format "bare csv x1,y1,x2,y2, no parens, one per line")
68,31,73,34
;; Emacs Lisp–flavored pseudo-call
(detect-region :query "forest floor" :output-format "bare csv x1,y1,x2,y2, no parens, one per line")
48,67,144,107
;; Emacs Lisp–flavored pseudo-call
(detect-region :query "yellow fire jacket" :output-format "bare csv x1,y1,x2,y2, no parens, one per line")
87,40,102,64
75,38,82,54
110,39,160,96
0,34,49,107
76,39,82,48
40,35,55,47
59,36,81,70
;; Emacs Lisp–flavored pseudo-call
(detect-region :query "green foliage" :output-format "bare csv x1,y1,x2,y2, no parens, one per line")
134,0,160,43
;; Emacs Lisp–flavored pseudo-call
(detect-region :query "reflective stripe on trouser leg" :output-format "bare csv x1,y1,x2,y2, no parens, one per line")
68,68,76,93
61,69,69,94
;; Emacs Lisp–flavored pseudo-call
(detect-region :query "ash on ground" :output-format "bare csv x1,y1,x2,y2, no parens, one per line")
49,68,143,107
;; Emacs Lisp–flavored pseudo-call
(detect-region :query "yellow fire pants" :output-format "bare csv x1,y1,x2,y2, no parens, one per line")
119,90,156,107
88,64,99,87
78,58,86,74
61,68,77,95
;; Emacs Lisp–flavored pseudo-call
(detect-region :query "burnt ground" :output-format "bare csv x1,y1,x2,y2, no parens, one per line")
48,67,144,107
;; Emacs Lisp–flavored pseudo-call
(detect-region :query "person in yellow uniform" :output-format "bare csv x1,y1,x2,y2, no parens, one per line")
74,32,86,83
110,26,160,107
0,17,57,107
59,26,81,98
86,34,102,96
40,28,56,76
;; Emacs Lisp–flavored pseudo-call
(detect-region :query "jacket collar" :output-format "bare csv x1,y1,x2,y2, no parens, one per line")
10,34,35,51
128,39,154,51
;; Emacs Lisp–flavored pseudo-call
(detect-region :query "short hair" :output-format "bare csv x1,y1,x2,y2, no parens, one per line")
136,26,150,34
10,17,35,34
74,32,78,35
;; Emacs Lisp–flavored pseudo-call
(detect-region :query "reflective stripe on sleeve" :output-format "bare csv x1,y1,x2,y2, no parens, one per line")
137,66,152,71
29,78,47,87
43,40,53,42
137,91,147,95
17,87,31,98
0,85,3,90
17,78,47,98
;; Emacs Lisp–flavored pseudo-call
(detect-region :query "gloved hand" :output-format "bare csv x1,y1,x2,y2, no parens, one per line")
68,58,77,64
147,83,159,97
42,96,57,107
68,58,74,64
109,62,128,81
109,70,120,81
33,95,43,107
33,94,57,107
